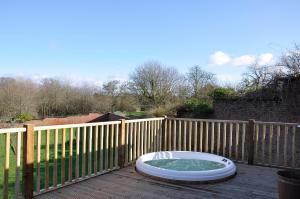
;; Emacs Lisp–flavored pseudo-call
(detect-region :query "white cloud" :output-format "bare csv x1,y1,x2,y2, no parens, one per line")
232,55,256,66
208,51,274,67
257,53,273,65
208,51,231,65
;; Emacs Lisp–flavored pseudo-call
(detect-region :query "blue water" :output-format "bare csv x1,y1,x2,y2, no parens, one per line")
145,159,225,171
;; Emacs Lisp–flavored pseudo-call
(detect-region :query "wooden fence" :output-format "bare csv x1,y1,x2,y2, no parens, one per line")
124,118,164,165
0,117,299,199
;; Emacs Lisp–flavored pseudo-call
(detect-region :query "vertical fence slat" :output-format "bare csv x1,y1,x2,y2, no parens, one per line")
211,122,214,153
183,121,187,151
54,129,58,186
173,120,176,151
137,122,141,157
242,123,246,161
284,125,288,167
189,121,192,151
205,122,209,152
45,129,50,190
3,133,10,199
194,121,197,152
262,124,266,164
255,124,259,162
151,121,154,152
168,120,171,151
269,125,273,165
61,128,66,184
88,126,92,175
148,121,151,153
125,123,129,165
200,121,203,152
23,124,34,199
247,120,255,165
14,132,21,198
75,127,80,179
178,120,182,151
105,125,109,170
235,123,239,161
163,119,167,151
217,122,220,154
154,120,158,152
141,122,144,155
144,121,148,154
223,123,227,156
115,124,119,168
69,128,73,181
99,126,103,172
292,125,296,168
118,120,125,168
110,125,114,170
94,126,98,174
159,120,162,151
36,130,41,193
156,120,159,151
229,123,233,158
276,125,280,165
133,123,137,160
82,127,86,178
129,123,133,163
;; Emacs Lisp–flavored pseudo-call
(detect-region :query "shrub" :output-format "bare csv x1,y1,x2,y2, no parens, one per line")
208,87,237,99
149,103,179,117
14,113,34,122
180,98,213,118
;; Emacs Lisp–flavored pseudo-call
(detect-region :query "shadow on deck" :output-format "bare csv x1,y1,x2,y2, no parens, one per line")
34,164,278,199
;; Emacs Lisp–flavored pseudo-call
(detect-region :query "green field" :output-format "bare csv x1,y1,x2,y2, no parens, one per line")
0,127,116,198
125,111,148,118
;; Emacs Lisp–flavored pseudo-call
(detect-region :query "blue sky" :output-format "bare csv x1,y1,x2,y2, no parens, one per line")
0,1,299,86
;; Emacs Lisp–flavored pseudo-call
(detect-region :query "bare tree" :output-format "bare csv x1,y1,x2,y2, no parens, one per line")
37,78,96,117
101,80,120,112
186,65,216,98
102,80,120,96
0,77,37,121
129,61,181,108
280,44,300,75
241,63,278,91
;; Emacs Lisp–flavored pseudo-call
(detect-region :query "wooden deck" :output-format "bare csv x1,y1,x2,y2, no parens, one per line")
35,164,278,199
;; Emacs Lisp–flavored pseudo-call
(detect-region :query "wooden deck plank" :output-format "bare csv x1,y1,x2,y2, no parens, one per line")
34,164,278,199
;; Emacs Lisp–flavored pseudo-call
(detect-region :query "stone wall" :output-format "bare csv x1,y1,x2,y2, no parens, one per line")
213,76,300,123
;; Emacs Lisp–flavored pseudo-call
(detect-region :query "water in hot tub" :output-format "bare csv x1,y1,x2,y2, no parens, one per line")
144,159,225,171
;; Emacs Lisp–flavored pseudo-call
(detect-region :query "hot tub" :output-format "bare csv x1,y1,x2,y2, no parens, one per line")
135,151,236,183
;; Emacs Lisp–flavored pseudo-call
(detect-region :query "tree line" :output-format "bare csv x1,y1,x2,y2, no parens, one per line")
0,44,299,122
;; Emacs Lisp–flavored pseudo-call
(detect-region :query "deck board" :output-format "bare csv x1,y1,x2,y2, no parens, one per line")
35,164,278,199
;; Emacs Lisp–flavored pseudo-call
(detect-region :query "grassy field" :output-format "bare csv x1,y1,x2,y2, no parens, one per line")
125,111,148,118
0,127,116,198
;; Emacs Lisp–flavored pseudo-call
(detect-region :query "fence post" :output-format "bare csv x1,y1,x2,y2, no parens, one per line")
118,119,126,168
161,116,168,151
23,124,34,199
247,119,255,165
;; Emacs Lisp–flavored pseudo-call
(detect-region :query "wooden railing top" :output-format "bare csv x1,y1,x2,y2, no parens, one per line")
34,120,122,131
125,117,165,123
0,127,26,134
169,117,248,123
255,120,298,126
0,118,298,134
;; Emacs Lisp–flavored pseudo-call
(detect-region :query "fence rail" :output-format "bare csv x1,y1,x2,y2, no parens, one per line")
124,118,164,165
33,121,121,196
0,128,25,199
0,117,299,199
166,118,248,163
